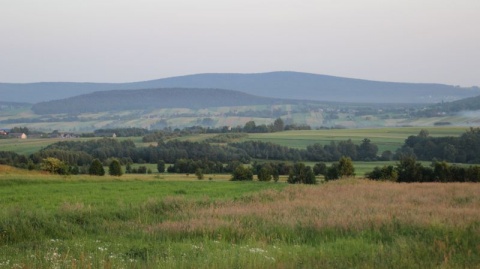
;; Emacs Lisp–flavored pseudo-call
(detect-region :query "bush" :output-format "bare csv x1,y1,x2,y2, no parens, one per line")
41,157,68,175
231,165,253,181
365,165,397,181
195,168,204,180
257,165,272,182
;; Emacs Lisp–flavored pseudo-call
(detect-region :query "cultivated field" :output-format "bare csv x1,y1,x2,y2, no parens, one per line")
245,126,469,152
1,166,479,268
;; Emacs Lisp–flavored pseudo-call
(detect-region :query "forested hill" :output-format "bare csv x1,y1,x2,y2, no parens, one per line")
2,71,479,104
433,95,480,113
31,88,293,114
417,95,480,117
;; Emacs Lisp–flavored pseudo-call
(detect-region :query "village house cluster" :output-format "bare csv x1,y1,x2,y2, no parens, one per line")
0,129,27,139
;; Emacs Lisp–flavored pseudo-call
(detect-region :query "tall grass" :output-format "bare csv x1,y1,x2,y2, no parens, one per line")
0,175,479,268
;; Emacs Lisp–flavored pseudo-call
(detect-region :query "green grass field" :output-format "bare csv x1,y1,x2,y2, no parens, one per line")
245,126,470,152
1,166,479,268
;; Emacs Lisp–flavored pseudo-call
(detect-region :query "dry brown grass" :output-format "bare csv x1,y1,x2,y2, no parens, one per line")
146,180,480,235
0,164,29,174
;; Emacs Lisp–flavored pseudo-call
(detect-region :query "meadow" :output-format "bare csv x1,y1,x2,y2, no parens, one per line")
1,165,479,268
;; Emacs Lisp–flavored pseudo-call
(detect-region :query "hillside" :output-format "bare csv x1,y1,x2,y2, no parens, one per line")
0,101,30,112
433,95,480,113
31,88,294,114
415,94,480,118
2,71,479,104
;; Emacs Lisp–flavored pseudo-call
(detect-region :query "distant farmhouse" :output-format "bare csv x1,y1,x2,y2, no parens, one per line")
0,129,27,139
8,133,27,139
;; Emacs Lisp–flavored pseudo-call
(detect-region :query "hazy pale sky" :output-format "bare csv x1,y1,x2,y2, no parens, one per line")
1,0,479,86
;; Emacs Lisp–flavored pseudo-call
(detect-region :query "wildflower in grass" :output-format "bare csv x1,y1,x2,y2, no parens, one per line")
249,248,266,253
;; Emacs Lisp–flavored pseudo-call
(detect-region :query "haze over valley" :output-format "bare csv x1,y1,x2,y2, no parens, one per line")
0,72,479,131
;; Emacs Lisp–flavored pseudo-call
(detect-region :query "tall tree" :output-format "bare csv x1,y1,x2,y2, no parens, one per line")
243,121,256,133
109,159,123,176
396,155,420,182
157,160,166,173
287,163,316,184
89,159,105,176
273,118,285,132
358,138,378,160
338,156,355,178
257,164,273,181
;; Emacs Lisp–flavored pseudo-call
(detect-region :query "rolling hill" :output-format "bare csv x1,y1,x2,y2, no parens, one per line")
2,71,479,104
416,94,480,117
31,88,297,114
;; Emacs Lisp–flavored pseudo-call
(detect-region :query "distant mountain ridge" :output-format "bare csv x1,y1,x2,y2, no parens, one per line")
1,71,479,104
31,88,296,114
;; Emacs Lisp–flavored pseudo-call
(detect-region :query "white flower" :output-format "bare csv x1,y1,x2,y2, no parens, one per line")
249,248,266,253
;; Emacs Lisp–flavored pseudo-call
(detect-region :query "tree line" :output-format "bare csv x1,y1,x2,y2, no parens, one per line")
32,136,377,167
366,155,480,183
396,128,480,164
230,138,380,162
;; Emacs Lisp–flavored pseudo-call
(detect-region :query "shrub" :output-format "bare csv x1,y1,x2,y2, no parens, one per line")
365,165,397,181
231,165,253,181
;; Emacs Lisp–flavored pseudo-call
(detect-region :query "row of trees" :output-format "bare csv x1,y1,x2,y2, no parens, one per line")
2,137,373,175
230,139,380,162
36,153,357,185
231,157,356,184
32,138,251,166
40,157,123,176
397,128,480,163
32,153,480,183
366,156,480,182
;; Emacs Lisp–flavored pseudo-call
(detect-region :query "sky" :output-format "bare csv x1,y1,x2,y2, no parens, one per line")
1,0,479,86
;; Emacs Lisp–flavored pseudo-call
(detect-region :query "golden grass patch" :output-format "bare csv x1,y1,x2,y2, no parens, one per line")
145,180,480,235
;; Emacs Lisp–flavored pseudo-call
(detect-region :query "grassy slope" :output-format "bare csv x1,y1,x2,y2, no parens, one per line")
0,170,479,268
